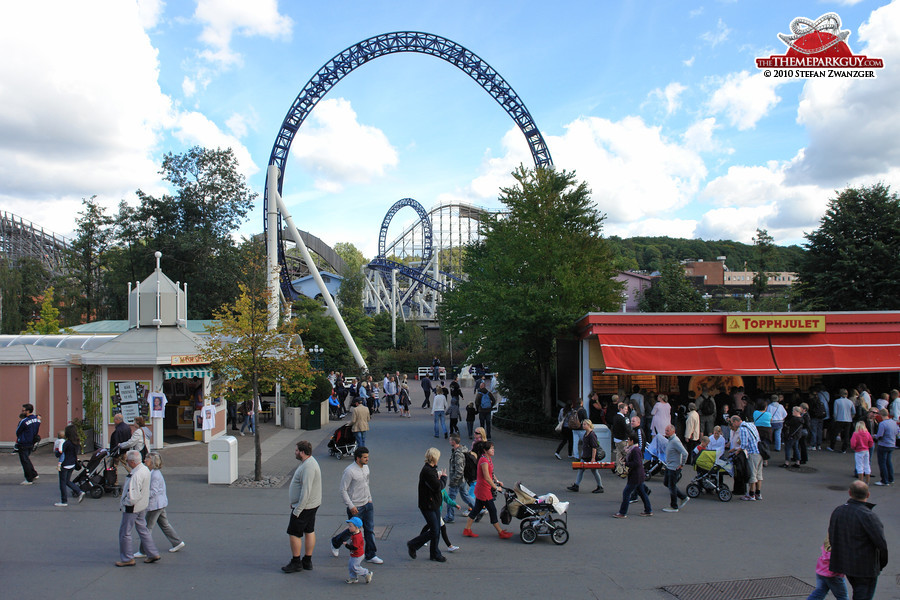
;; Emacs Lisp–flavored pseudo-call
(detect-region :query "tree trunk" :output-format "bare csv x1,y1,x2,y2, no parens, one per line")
539,361,553,416
253,376,262,481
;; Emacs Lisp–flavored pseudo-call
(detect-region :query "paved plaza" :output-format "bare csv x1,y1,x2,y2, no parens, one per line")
2,386,898,599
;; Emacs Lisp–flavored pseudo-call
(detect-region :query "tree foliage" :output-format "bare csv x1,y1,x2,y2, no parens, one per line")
751,228,775,300
440,166,622,416
0,257,51,333
798,184,900,310
638,259,706,312
201,243,313,480
65,197,115,322
25,287,64,334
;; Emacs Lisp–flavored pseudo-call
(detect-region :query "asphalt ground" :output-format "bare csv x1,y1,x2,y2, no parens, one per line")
2,386,899,599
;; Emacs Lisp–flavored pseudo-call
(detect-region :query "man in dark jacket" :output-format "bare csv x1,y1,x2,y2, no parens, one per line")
829,481,888,600
15,403,41,485
407,447,448,562
110,413,132,473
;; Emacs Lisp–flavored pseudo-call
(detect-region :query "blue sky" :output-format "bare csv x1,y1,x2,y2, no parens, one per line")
1,0,897,259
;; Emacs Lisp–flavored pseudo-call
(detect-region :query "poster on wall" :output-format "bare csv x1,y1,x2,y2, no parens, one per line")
109,380,151,424
148,392,167,418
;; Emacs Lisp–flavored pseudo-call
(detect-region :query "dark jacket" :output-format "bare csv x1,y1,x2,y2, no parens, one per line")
829,498,888,577
417,463,447,512
110,421,132,448
16,415,41,446
625,444,645,485
611,412,632,441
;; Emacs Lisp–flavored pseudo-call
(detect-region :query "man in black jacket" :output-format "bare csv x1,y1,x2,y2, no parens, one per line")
407,447,448,562
110,414,132,473
828,481,888,600
611,402,633,477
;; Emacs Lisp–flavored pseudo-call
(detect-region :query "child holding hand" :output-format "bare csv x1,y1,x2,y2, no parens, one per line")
342,517,373,584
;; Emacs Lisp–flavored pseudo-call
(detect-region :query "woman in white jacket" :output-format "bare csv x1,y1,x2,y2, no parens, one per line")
137,453,185,556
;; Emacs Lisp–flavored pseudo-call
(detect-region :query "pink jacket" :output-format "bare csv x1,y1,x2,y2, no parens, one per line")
815,545,843,578
850,429,874,453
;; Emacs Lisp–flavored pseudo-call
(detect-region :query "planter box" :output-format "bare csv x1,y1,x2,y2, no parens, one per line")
283,406,303,430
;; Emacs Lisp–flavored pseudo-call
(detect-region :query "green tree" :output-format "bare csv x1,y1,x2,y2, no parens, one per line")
201,244,314,480
798,184,900,310
108,147,256,319
25,287,63,334
440,166,622,416
638,259,706,312
333,242,367,309
0,257,51,333
65,196,114,323
751,228,775,300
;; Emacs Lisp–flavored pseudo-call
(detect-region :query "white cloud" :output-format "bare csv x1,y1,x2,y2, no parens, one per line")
136,0,165,29
683,56,696,67
172,111,257,178
468,117,708,225
786,0,900,185
193,0,292,66
0,1,172,234
606,218,698,239
649,82,687,115
289,98,398,192
701,19,731,47
706,71,782,130
682,117,729,153
182,76,198,98
226,109,257,139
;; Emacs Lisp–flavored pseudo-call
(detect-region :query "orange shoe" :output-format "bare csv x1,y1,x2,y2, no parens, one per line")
462,529,479,538
498,530,513,539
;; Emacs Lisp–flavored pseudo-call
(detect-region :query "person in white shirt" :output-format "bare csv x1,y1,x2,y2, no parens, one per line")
116,450,159,566
432,388,449,439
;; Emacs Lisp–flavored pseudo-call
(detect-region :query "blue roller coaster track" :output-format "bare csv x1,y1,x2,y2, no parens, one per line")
264,31,553,300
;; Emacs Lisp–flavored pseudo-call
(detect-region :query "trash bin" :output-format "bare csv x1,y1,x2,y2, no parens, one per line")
594,425,612,463
301,402,320,431
208,435,238,484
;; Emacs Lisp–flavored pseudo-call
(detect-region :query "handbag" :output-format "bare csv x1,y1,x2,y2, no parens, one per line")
554,420,564,433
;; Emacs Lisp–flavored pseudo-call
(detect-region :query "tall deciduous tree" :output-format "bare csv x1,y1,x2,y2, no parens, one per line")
798,184,900,310
201,243,314,480
638,259,706,312
440,166,622,416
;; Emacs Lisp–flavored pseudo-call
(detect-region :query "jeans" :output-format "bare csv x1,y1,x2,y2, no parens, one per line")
809,418,824,447
574,467,602,487
18,446,38,482
447,481,474,520
408,508,443,559
433,411,447,436
59,467,82,503
831,421,851,452
665,469,687,508
876,445,894,484
240,413,255,434
119,509,159,561
806,574,848,600
619,481,651,515
784,438,801,463
332,502,377,560
845,575,878,600
354,431,366,448
479,410,492,439
572,429,586,457
771,421,784,451
466,420,474,438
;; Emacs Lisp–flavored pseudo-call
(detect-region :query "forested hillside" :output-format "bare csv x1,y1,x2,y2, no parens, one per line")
606,236,805,273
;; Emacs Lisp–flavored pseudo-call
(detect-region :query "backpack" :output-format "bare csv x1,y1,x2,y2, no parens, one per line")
700,396,715,416
809,399,826,419
463,452,478,484
567,409,582,430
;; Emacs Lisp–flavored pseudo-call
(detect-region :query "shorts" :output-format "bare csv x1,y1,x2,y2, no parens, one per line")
287,506,318,537
747,453,764,483
855,450,871,475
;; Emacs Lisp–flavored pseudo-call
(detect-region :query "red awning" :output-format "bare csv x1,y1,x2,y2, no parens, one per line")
578,312,900,375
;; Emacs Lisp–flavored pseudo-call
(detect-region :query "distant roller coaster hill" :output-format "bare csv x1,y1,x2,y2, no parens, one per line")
0,211,70,276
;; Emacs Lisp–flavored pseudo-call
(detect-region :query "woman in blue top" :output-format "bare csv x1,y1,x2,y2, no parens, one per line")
55,424,84,507
753,400,773,444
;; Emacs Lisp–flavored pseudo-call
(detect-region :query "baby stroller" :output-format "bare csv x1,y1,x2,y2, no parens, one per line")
499,482,569,545
72,446,122,499
685,449,734,502
643,434,666,480
327,423,357,459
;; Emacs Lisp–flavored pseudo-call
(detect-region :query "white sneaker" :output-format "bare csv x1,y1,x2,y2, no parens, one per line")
662,507,678,513
330,544,339,557
680,497,691,508
53,502,67,507
447,545,460,552
365,572,373,584
169,542,185,553
134,552,146,558
20,480,34,486
77,492,86,503
345,578,359,584
366,556,383,564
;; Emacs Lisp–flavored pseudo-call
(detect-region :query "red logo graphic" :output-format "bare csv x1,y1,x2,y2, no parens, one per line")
756,12,884,73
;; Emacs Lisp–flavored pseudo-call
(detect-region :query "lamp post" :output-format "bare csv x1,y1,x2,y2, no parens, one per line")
744,293,752,312
309,345,324,371
702,293,712,311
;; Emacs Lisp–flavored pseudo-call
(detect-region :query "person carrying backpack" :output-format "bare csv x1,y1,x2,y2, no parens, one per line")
567,400,588,458
475,381,496,440
446,434,475,522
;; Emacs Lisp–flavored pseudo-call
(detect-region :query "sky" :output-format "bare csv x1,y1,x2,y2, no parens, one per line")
1,0,897,260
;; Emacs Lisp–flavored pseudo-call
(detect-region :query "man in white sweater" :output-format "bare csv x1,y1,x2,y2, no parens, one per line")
283,440,322,573
116,450,159,566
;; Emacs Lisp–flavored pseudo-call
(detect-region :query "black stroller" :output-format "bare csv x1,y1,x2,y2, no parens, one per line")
327,423,357,459
73,447,122,498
